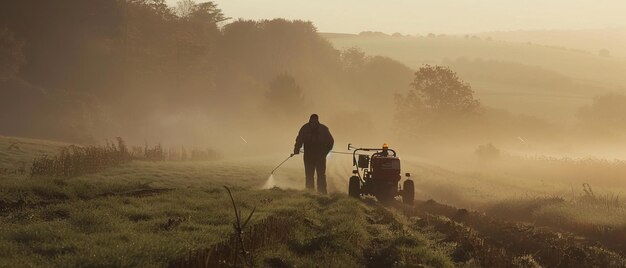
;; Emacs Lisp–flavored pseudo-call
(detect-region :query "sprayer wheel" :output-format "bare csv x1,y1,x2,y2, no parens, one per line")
402,179,414,205
349,176,360,198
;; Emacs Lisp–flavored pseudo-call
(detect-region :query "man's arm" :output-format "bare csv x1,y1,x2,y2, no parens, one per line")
294,125,306,154
326,127,334,153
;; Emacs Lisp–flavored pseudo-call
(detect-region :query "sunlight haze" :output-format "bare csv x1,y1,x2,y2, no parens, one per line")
3,1,626,266
169,0,626,34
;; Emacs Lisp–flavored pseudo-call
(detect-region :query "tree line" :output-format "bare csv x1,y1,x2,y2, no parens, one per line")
0,0,416,144
1,0,620,146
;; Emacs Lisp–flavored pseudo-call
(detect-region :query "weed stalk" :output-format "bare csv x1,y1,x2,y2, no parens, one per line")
224,186,256,267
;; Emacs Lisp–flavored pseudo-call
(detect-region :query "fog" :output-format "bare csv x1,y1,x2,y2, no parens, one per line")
200,0,626,34
3,0,626,171
4,2,626,266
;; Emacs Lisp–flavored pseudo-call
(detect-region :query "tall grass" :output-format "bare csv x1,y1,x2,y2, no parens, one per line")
486,154,626,188
0,162,26,176
133,144,221,162
143,143,165,161
30,137,131,177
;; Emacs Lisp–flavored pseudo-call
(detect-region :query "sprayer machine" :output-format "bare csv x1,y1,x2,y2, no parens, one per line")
348,143,414,204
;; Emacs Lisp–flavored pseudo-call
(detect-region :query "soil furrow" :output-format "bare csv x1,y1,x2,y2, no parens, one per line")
396,200,626,268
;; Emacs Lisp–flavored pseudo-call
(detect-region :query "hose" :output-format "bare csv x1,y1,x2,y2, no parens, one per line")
270,150,360,175
270,155,294,174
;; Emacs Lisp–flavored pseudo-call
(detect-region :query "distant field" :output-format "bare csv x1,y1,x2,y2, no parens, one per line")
323,33,626,121
0,136,68,169
323,33,626,88
477,28,626,58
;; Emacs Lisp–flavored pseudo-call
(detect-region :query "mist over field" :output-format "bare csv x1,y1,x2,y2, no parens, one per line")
2,0,626,267
3,2,626,158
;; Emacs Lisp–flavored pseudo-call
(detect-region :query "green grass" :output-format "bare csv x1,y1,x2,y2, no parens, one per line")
400,154,626,248
3,135,626,266
0,175,455,267
0,135,67,171
535,200,626,227
0,178,310,266
0,136,457,267
253,195,455,267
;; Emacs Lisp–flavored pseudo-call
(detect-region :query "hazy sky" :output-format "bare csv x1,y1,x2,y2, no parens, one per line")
167,0,626,34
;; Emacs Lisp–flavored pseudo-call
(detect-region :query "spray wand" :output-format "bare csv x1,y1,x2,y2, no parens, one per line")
270,154,296,175
270,150,357,175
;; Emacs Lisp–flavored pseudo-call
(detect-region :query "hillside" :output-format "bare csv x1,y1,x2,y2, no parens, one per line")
322,33,626,121
477,28,626,58
0,135,68,170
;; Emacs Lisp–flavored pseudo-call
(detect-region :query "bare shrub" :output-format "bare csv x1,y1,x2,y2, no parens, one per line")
475,143,500,160
144,143,164,161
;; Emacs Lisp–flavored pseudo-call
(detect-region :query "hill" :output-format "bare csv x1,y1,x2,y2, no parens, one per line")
322,33,626,121
477,28,626,58
0,135,68,171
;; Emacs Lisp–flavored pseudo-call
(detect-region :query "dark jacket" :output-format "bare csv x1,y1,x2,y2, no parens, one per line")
294,122,334,155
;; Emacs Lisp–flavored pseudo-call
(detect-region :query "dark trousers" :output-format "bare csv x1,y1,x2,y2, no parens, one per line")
304,153,327,194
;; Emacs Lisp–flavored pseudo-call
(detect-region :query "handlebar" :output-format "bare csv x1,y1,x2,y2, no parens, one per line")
349,143,396,156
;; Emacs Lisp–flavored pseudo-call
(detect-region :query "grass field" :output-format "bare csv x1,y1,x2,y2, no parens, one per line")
476,28,626,58
2,135,626,267
0,136,68,170
0,136,457,267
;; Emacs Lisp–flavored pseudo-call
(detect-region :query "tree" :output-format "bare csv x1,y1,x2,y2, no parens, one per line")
394,65,481,138
188,2,227,23
0,0,123,91
0,27,24,80
176,0,227,23
175,0,195,18
340,47,367,71
599,49,611,57
129,0,173,20
408,65,480,114
265,74,305,114
578,93,626,137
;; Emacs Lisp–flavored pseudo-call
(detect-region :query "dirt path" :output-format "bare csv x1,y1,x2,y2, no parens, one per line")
394,200,626,267
308,154,626,266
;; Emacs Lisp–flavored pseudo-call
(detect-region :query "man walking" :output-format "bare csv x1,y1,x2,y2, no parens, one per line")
293,114,334,194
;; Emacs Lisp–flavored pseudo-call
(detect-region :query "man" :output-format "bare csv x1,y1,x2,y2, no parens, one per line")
293,114,334,194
